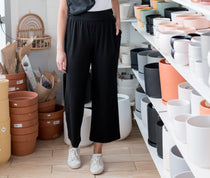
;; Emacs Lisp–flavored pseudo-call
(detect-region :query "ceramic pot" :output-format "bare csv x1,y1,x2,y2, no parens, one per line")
163,126,175,171
173,171,194,178
191,36,201,43
135,6,151,22
200,100,210,115
120,3,133,20
175,14,203,26
137,50,153,73
147,103,160,147
11,124,38,135
190,90,204,115
188,42,201,63
173,40,190,55
11,132,37,156
186,115,210,168
147,51,163,64
174,114,191,143
64,109,93,147
10,111,38,122
157,1,179,16
9,82,27,92
157,21,176,32
118,86,136,102
153,17,170,27
134,5,149,18
130,48,150,70
170,146,190,178
8,78,26,87
11,118,37,128
38,98,56,113
135,86,146,112
141,96,151,127
10,103,38,115
0,119,10,137
171,11,196,22
144,63,161,98
186,33,200,40
164,7,188,19
0,99,10,122
146,14,162,25
118,94,132,140
183,17,209,30
156,120,164,158
178,82,193,102
176,27,197,35
0,72,26,80
0,133,11,165
152,0,164,12
9,91,38,108
170,35,187,49
159,59,186,105
140,9,157,25
201,32,210,60
121,53,131,65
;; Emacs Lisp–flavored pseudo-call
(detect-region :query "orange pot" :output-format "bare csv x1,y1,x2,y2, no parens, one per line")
11,118,38,128
10,103,38,115
9,91,38,108
11,132,37,156
200,100,210,115
8,78,27,87
136,7,151,21
11,124,38,135
9,82,27,92
159,59,186,105
38,98,56,113
0,72,26,80
10,111,38,122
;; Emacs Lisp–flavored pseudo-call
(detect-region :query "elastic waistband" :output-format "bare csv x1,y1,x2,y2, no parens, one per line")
69,9,115,21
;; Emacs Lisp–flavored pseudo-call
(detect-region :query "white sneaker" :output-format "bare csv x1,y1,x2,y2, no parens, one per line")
90,154,104,175
67,148,81,169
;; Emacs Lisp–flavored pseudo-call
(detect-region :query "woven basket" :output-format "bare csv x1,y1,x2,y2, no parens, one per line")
16,13,51,50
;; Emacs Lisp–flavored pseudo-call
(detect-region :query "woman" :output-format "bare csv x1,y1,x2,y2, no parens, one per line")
56,0,121,175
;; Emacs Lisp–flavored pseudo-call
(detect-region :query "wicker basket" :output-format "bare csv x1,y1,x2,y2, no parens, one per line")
16,13,51,50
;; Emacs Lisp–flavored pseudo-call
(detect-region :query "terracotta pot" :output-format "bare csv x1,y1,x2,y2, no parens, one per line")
200,100,210,115
159,59,186,105
38,98,56,113
0,72,26,80
9,91,38,108
38,104,65,120
38,118,63,140
10,111,38,122
0,99,10,122
11,124,38,135
11,118,38,128
11,132,37,156
9,82,27,92
8,78,27,87
10,103,38,115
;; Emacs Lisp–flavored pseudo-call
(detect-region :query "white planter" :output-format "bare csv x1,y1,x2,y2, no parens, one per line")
167,99,191,122
118,94,132,140
174,52,189,66
118,86,136,102
120,3,133,20
120,43,136,54
64,109,93,147
201,32,210,60
186,115,210,168
173,171,194,178
174,114,191,143
147,51,163,64
178,82,193,102
135,86,146,112
190,90,204,115
188,42,201,59
137,50,153,73
170,146,190,178
141,96,150,128
121,53,131,65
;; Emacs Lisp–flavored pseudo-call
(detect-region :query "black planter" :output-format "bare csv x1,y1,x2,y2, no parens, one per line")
147,103,160,147
144,63,161,98
164,7,188,19
170,35,186,49
142,0,150,5
130,48,150,70
146,24,150,33
146,14,162,25
186,33,200,40
156,119,164,159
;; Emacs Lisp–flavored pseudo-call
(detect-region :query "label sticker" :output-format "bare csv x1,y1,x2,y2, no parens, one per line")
1,127,6,132
14,103,18,107
16,79,24,85
48,114,51,117
9,87,16,91
14,124,23,128
53,120,60,125
47,121,51,124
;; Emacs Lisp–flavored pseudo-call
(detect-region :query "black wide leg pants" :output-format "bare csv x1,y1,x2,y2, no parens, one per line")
64,9,121,148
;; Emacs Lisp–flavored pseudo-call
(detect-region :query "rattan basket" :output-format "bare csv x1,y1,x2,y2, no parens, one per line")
16,13,51,50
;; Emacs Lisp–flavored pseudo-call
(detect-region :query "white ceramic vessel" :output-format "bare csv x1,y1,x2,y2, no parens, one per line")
121,53,131,65
174,39,190,53
174,52,189,66
188,42,201,59
147,51,163,64
190,90,204,115
173,171,195,178
135,87,146,112
137,50,153,74
201,32,210,60
141,96,150,127
120,3,133,20
187,115,210,168
178,82,193,102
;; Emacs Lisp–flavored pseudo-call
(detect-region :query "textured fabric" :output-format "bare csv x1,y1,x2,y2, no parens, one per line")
89,0,112,12
64,10,121,147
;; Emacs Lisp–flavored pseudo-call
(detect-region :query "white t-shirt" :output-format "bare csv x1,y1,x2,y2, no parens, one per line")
89,0,112,11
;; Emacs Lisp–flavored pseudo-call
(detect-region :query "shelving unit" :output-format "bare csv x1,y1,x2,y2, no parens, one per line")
121,18,138,23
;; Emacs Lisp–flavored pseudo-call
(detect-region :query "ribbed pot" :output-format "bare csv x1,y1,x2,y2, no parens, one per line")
9,82,27,92
135,86,146,112
147,103,160,147
137,50,153,73
11,124,38,135
11,118,37,128
38,98,56,113
156,120,164,158
10,111,38,122
130,48,150,70
159,59,186,105
11,132,37,156
9,91,38,108
144,63,161,98
200,100,210,115
10,103,38,115
141,96,151,128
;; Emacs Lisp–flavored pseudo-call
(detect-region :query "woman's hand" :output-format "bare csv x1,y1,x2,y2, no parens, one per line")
112,0,121,35
56,49,67,73
116,18,121,35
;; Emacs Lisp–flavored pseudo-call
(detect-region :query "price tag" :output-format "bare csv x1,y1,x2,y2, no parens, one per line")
53,120,60,125
14,124,23,128
16,79,24,85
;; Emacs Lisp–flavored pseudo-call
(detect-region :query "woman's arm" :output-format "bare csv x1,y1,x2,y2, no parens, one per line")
112,0,121,35
56,0,68,73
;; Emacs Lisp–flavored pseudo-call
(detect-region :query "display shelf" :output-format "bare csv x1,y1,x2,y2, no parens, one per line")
132,69,145,91
121,18,137,23
131,22,210,103
118,63,131,68
133,112,169,178
132,69,210,178
172,0,210,17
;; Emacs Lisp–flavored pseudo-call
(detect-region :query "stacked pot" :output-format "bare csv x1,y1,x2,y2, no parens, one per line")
0,72,27,92
0,79,11,164
38,98,64,140
9,91,38,156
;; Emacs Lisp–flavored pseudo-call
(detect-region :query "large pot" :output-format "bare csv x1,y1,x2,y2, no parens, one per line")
11,124,38,135
141,96,151,128
144,63,161,98
187,115,210,168
10,103,38,115
190,90,204,115
147,103,160,147
170,146,190,178
137,50,153,73
200,100,210,115
38,98,56,113
10,111,38,122
159,59,186,105
156,120,164,158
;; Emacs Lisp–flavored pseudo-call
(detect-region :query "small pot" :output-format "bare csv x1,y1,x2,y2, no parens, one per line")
0,99,10,122
11,124,38,135
10,111,38,122
156,120,164,158
39,104,64,120
164,7,188,19
9,91,38,108
11,118,38,128
135,86,146,112
38,98,56,113
170,35,187,49
144,63,161,98
200,100,210,115
178,82,193,102
146,14,162,25
141,96,151,128
137,50,153,73
11,132,37,156
10,103,38,115
190,90,204,115
147,51,164,64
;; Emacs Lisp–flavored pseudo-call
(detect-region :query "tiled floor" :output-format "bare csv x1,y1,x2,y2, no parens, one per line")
0,120,160,178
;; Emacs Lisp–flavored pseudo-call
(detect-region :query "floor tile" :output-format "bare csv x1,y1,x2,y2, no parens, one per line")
104,162,136,172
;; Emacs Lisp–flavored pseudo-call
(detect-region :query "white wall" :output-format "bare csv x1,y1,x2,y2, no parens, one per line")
10,0,63,104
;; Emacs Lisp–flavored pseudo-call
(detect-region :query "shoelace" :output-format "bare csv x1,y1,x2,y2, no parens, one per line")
69,149,79,161
91,156,102,169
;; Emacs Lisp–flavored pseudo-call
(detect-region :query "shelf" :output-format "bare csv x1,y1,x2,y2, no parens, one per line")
131,22,210,103
132,68,210,178
172,0,210,17
133,112,169,178
132,69,145,91
121,18,137,23
118,63,131,68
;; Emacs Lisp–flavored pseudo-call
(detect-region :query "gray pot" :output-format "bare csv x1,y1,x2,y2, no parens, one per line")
147,51,164,64
135,86,146,112
137,50,153,74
